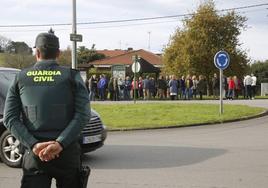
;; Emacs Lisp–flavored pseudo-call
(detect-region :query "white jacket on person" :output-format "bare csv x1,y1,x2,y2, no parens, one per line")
251,76,257,86
244,75,253,86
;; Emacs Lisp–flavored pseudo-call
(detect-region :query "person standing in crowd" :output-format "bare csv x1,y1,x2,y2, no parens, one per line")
251,73,257,99
156,75,167,100
118,77,124,100
233,76,241,99
4,31,90,188
108,77,119,101
178,75,185,99
149,77,156,99
168,75,178,100
131,77,139,99
241,77,246,99
88,74,98,101
123,76,132,100
113,77,119,101
97,74,106,101
138,76,144,99
192,75,198,99
227,76,235,100
164,75,170,99
185,74,193,100
197,75,207,100
142,76,150,100
244,74,253,99
212,73,219,99
222,75,228,99
103,75,109,100
108,77,115,101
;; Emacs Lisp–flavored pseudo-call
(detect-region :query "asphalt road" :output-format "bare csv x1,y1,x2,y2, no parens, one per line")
1,99,268,188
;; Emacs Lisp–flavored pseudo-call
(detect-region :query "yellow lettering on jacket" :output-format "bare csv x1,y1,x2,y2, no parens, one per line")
33,76,54,82
27,70,61,82
27,70,61,76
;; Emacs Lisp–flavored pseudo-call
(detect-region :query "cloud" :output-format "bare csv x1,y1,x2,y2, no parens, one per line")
240,24,268,61
0,0,71,24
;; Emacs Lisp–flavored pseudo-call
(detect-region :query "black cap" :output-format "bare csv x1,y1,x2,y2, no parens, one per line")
34,29,59,49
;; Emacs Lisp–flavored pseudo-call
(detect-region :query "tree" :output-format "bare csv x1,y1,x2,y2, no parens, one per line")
163,0,249,84
250,60,268,84
58,47,72,66
0,35,11,53
77,44,105,64
1,39,34,68
6,41,32,55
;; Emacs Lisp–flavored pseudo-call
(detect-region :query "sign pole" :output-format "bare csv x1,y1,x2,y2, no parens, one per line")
214,50,230,116
72,0,77,69
219,69,223,115
131,55,141,104
133,55,137,104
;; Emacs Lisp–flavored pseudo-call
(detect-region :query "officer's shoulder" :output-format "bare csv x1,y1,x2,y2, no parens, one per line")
58,66,81,80
19,65,35,76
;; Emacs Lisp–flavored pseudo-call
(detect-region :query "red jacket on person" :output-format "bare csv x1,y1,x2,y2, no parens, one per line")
228,79,235,89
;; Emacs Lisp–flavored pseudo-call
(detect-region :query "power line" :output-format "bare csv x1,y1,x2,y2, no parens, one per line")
0,15,186,28
0,20,179,33
0,2,267,28
217,3,268,12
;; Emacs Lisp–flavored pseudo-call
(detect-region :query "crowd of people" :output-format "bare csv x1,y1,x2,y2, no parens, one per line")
85,73,258,101
212,73,257,100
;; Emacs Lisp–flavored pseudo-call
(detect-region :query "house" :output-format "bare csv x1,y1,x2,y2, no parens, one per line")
78,49,163,79
97,49,127,57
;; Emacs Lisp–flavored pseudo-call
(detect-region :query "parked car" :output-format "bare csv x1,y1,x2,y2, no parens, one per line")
0,67,106,167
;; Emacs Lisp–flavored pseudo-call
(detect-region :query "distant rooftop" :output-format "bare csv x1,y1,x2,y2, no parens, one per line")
97,49,130,58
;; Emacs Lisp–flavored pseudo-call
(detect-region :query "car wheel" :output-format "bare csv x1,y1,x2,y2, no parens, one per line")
0,130,22,168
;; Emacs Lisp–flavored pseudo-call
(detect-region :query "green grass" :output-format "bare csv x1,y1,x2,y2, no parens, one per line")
92,103,265,130
256,96,268,99
0,53,4,66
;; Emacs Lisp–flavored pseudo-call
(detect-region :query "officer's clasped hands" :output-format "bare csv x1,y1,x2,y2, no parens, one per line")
32,141,63,162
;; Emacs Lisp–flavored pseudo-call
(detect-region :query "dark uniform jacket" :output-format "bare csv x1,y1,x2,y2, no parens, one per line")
3,60,90,150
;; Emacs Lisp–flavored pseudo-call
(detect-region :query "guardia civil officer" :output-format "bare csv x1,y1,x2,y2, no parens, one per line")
3,30,90,188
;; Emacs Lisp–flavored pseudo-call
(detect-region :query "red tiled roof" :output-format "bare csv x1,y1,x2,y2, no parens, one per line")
79,49,162,68
97,49,127,57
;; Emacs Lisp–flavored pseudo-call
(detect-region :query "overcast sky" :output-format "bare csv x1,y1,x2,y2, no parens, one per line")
0,0,268,61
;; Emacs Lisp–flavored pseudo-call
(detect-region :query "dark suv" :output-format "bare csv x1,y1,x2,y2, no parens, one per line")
0,67,106,167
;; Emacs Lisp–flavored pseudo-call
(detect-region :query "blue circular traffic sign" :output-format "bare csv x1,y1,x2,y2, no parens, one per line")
214,51,230,70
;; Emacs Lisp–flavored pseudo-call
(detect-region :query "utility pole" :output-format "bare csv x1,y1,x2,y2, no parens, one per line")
71,0,83,69
72,0,77,69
